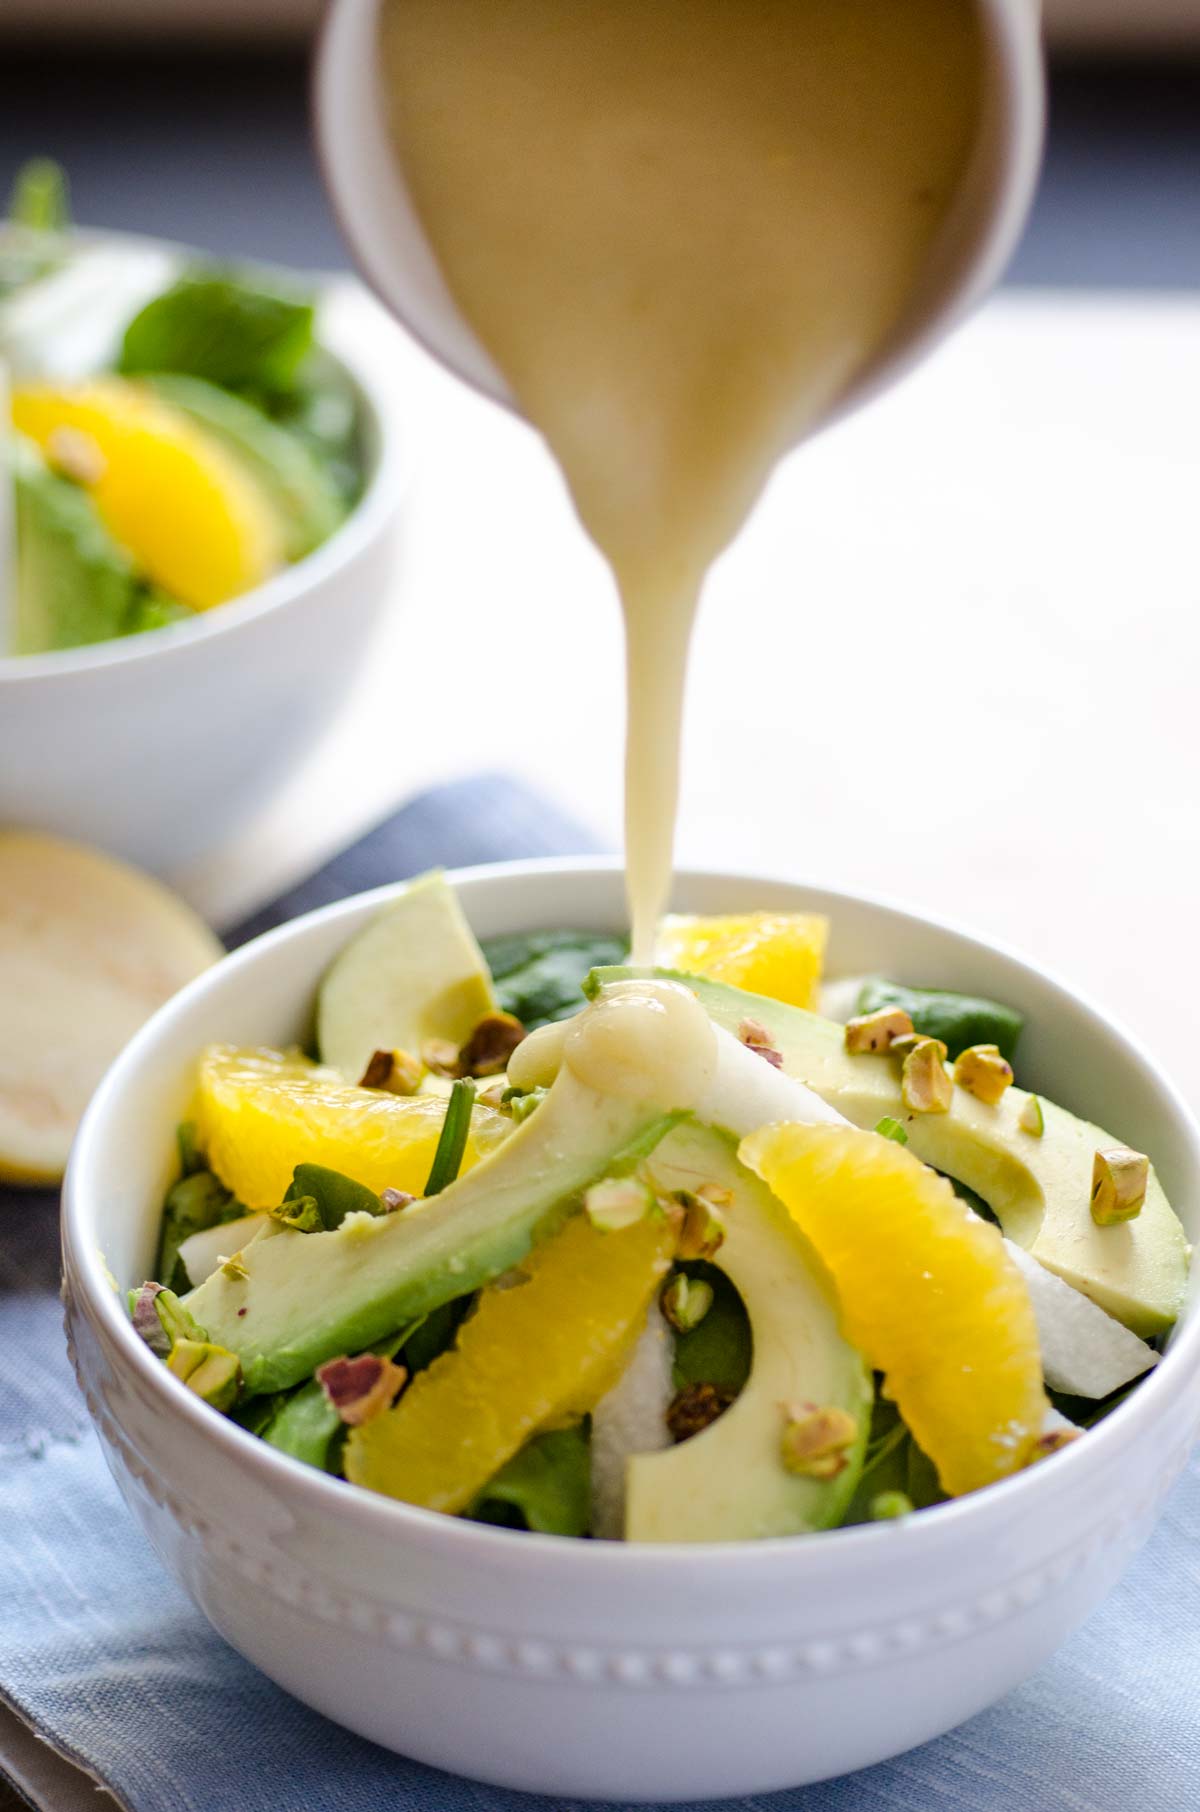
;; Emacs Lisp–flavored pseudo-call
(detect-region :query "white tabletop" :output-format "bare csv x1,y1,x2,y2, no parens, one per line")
173,284,1200,1108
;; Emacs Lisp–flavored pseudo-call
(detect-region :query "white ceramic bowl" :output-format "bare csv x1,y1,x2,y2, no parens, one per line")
63,861,1200,1800
0,248,406,876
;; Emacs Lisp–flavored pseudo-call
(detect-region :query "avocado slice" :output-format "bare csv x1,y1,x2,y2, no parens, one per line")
142,373,345,560
592,967,1188,1338
10,435,190,653
624,1122,870,1543
316,872,497,1084
182,1065,680,1394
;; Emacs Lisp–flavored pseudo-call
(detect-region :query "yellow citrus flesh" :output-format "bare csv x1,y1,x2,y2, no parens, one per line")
345,1209,674,1512
657,911,828,1010
12,379,284,607
193,1045,507,1210
740,1122,1048,1496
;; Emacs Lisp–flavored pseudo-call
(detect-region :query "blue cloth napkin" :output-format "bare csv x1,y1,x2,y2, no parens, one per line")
2,774,1198,1812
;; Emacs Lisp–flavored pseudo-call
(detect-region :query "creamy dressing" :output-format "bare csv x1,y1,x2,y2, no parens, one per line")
380,0,980,959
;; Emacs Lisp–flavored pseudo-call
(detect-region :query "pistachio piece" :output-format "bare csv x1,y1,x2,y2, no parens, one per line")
660,1273,715,1334
844,1006,914,1054
954,1043,1014,1105
1091,1147,1149,1225
166,1337,241,1411
672,1190,726,1260
219,1251,249,1282
1031,1426,1081,1460
869,1489,914,1520
780,1402,859,1479
458,1011,526,1078
316,1353,407,1426
900,1038,953,1114
269,1193,323,1233
666,1381,735,1443
130,1281,170,1356
503,1084,547,1125
738,1017,784,1068
891,1030,948,1062
874,1116,909,1145
358,1047,423,1095
47,424,106,485
421,1037,462,1079
379,1187,415,1213
1020,1094,1045,1138
476,1084,507,1109
584,1175,655,1232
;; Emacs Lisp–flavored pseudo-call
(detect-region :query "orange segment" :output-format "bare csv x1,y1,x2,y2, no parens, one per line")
194,1044,507,1209
740,1122,1048,1496
345,1208,674,1512
657,911,828,1010
12,379,283,607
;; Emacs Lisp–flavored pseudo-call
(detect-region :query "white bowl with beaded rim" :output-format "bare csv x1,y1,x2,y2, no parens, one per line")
62,859,1200,1800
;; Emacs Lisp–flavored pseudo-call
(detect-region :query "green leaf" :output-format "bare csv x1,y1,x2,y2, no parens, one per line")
9,159,70,233
157,1169,242,1291
262,1377,345,1471
284,1164,383,1230
424,1079,476,1196
482,931,629,1030
670,1262,751,1395
855,979,1024,1064
119,269,315,394
469,1421,591,1537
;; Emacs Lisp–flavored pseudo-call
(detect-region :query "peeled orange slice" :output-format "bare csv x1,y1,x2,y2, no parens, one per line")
0,830,222,1185
194,1045,507,1209
12,379,283,607
345,1208,674,1512
741,1122,1049,1495
657,911,828,1010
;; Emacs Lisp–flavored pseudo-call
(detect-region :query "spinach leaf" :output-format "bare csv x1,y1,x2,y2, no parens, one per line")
284,1164,383,1230
670,1262,752,1395
119,269,315,394
482,930,629,1030
469,1421,591,1537
855,979,1023,1064
158,1168,244,1293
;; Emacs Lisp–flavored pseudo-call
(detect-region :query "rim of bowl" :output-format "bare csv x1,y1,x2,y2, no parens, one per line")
64,857,1200,1578
0,226,407,686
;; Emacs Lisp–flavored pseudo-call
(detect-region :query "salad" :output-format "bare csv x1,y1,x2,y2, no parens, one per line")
130,872,1188,1543
1,161,365,656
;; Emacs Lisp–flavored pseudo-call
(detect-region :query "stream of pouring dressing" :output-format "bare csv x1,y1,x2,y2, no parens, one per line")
380,0,981,962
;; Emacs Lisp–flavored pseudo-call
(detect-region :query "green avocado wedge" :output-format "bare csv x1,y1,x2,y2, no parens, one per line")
625,1123,870,1543
182,1066,680,1394
590,968,1188,1339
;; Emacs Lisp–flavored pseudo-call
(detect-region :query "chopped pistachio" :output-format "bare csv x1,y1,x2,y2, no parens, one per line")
672,1190,726,1260
379,1187,416,1214
506,1086,547,1126
891,1030,948,1062
166,1338,241,1411
219,1252,249,1282
421,1037,462,1079
129,1284,203,1357
954,1043,1014,1105
874,1116,909,1145
900,1038,954,1114
270,1194,323,1233
476,1084,507,1109
458,1011,526,1078
316,1353,407,1426
780,1402,859,1479
869,1490,914,1520
666,1381,735,1442
1019,1094,1045,1138
358,1047,423,1095
1091,1147,1149,1225
660,1273,715,1334
1031,1426,1082,1460
844,1006,914,1054
737,1017,784,1068
696,1181,734,1209
584,1175,655,1232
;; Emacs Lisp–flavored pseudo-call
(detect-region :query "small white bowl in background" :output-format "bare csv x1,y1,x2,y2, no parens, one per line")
0,240,407,876
62,862,1200,1800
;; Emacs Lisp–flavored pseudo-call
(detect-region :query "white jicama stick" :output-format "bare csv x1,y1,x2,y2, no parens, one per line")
1005,1239,1157,1399
590,1306,675,1541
